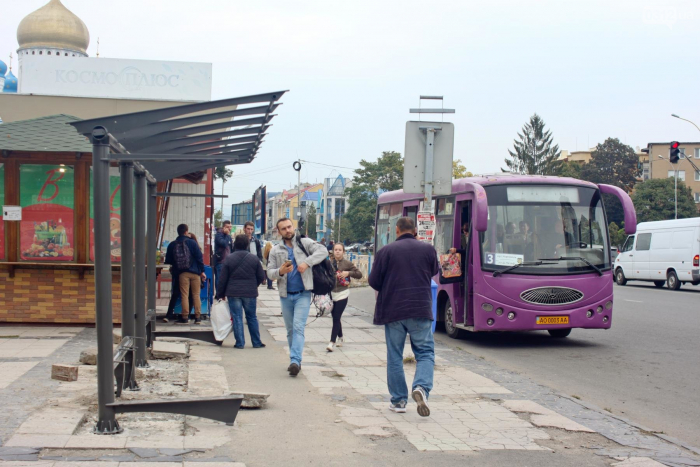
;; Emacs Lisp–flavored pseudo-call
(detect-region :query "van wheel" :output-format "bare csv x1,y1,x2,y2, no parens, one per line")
615,268,627,285
667,271,681,290
653,281,665,288
548,329,572,338
443,300,464,339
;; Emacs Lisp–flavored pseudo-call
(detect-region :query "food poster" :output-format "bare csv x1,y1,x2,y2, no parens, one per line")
89,168,124,262
0,164,4,260
20,165,75,261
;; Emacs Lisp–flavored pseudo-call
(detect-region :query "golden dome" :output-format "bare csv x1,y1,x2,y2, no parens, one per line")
17,0,90,55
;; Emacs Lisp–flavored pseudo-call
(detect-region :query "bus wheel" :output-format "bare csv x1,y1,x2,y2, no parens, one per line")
443,301,463,339
615,268,627,285
667,270,681,290
548,328,572,338
653,281,665,288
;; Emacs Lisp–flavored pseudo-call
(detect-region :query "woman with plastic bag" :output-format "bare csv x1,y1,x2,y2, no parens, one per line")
215,234,266,348
326,243,362,352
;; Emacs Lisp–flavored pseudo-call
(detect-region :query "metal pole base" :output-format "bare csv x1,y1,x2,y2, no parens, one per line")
108,395,243,426
94,419,123,435
125,380,140,391
136,360,150,368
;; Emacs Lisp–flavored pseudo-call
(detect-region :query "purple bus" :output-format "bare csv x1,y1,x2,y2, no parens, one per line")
375,174,636,338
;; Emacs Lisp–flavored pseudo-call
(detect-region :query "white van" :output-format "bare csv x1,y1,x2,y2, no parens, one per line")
615,217,700,290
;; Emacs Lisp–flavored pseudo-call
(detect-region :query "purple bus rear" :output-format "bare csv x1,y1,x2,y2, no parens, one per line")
375,174,636,337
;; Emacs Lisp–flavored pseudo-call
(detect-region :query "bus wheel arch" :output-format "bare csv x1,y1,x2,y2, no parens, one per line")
667,269,681,290
441,294,464,339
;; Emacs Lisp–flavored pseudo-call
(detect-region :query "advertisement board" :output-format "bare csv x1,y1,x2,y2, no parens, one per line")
18,55,212,102
253,185,266,235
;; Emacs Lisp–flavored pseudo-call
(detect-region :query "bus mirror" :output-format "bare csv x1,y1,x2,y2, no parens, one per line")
598,184,637,235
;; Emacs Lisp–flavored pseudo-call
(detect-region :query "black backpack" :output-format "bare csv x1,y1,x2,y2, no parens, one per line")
173,239,192,271
296,236,336,295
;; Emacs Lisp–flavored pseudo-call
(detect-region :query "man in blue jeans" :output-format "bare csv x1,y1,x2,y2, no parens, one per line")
267,217,328,376
369,217,439,417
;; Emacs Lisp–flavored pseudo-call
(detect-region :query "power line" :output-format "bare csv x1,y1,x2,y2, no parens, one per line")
300,160,358,172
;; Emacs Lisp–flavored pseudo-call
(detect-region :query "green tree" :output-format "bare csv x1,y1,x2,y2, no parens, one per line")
325,216,354,244
453,159,473,179
214,166,233,215
344,151,404,241
608,222,627,249
631,178,697,223
558,161,582,179
214,208,223,228
306,204,317,239
503,113,561,175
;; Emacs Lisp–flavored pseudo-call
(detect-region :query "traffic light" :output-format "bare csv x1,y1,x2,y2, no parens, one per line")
669,141,681,164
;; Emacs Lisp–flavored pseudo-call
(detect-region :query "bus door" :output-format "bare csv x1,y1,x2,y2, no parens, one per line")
455,198,473,326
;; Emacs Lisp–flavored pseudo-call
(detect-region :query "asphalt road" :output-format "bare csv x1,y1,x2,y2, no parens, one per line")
348,281,700,449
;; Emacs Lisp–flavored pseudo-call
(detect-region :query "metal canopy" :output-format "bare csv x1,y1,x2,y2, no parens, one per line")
70,91,286,181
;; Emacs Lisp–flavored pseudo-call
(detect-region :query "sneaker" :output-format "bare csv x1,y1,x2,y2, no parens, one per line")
194,319,202,325
176,318,189,325
412,387,430,417
162,317,169,323
289,363,300,376
390,400,407,413
336,337,344,347
326,342,334,352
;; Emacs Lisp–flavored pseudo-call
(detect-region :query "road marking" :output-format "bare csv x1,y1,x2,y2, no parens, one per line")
625,299,643,303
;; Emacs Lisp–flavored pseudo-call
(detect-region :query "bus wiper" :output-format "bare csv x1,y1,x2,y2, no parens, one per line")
538,256,603,276
492,261,556,277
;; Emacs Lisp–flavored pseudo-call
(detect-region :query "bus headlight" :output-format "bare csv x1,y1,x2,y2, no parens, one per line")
597,305,603,314
507,312,516,320
586,310,594,318
481,303,493,312
487,318,495,326
605,301,612,310
495,308,504,316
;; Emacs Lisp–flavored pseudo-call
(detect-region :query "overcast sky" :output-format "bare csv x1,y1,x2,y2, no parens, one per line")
2,0,699,212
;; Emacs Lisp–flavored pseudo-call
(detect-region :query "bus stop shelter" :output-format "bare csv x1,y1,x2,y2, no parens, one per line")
69,90,286,433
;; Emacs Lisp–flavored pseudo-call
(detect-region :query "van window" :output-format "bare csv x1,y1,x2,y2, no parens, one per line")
636,233,652,251
622,235,635,252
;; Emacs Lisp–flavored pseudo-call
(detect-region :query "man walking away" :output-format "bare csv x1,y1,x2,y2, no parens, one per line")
213,220,233,290
236,221,263,262
369,217,439,417
267,218,328,376
165,224,206,325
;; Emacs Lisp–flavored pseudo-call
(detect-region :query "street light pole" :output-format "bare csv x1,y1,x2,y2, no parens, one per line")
658,155,677,219
672,114,700,133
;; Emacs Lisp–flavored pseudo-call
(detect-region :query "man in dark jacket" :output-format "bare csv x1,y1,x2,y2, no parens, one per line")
235,221,263,262
369,217,439,417
165,224,206,324
216,234,266,348
213,220,233,289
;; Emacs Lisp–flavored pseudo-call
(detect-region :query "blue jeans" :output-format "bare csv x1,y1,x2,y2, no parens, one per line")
384,318,435,405
280,291,312,365
214,263,223,291
227,297,263,348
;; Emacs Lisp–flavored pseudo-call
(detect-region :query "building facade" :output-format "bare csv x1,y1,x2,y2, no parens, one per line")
645,142,700,207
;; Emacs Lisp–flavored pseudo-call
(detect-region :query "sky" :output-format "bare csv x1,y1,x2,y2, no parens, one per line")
2,0,700,214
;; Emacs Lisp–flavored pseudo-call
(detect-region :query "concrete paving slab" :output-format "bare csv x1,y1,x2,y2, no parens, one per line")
531,414,595,432
65,435,128,449
151,341,189,359
4,434,71,448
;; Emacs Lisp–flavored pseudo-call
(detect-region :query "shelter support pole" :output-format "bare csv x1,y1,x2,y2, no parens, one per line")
120,162,138,390
134,173,148,367
92,127,122,434
146,182,157,346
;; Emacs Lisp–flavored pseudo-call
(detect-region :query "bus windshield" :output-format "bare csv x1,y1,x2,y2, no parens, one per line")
480,184,610,275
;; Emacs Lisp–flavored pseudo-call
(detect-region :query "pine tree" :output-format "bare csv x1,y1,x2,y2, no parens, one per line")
503,114,561,175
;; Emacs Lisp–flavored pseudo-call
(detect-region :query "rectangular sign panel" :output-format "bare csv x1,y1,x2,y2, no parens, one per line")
403,121,454,196
18,55,212,102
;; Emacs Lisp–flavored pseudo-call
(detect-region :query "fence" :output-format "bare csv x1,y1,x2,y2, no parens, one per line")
343,253,374,287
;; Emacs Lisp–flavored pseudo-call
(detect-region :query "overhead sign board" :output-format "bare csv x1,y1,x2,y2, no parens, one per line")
403,121,454,196
18,55,212,102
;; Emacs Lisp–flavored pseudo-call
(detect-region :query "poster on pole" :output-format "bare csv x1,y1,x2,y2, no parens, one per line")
416,210,436,245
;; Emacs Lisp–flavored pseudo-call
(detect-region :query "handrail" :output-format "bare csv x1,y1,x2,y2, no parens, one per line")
598,184,637,235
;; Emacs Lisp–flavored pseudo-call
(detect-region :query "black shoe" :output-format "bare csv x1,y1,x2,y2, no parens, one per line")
289,363,300,376
253,343,266,348
176,318,189,324
267,286,274,290
194,319,202,325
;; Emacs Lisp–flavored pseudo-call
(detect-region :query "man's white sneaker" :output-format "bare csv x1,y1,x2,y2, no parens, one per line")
412,386,430,417
326,342,334,352
336,337,344,347
389,400,407,413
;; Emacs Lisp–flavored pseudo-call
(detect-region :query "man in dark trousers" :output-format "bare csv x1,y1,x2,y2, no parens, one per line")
165,224,206,324
369,217,439,417
213,220,233,289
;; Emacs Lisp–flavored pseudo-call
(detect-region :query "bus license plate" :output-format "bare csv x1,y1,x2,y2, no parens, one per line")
536,316,569,325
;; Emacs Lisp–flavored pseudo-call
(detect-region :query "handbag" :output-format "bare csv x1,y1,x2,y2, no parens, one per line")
438,252,463,284
296,236,336,295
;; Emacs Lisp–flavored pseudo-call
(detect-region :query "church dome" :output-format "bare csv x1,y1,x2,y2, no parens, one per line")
17,0,90,56
0,60,7,77
3,70,18,93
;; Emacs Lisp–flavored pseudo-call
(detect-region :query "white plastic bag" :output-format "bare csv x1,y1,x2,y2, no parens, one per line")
211,299,232,342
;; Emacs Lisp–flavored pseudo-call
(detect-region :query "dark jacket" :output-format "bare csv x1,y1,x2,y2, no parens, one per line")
331,258,362,295
369,233,439,325
213,228,233,264
216,251,265,299
165,235,204,276
233,236,263,262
